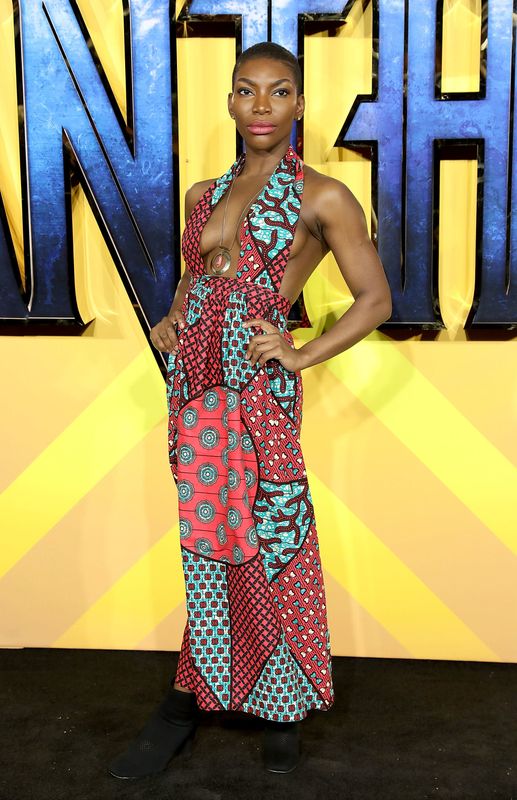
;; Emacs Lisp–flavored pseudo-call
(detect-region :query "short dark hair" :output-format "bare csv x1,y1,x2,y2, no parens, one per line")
232,42,303,94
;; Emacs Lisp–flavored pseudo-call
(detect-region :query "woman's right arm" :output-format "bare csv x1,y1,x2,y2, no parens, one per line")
149,264,191,355
150,181,208,353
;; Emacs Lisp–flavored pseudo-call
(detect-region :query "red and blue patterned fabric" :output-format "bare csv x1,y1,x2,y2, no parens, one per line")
166,144,334,721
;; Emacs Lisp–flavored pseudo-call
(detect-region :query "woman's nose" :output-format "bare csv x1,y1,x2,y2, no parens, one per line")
253,94,271,114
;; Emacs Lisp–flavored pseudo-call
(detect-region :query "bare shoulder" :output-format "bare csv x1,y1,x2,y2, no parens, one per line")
185,178,215,218
302,164,365,221
300,164,371,249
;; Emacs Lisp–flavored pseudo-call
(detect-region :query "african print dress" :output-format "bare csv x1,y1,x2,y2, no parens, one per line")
166,144,334,722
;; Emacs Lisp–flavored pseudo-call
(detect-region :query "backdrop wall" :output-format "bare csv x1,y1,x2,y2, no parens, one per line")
0,0,516,662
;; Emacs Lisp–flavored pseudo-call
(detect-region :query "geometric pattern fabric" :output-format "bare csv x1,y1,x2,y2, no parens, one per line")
167,145,335,721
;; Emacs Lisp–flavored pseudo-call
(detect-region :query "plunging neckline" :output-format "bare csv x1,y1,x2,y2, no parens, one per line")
180,142,304,307
198,146,293,281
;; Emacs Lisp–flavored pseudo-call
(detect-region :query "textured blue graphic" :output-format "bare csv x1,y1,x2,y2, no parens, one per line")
344,0,516,325
271,0,344,56
1,1,517,331
188,0,268,50
0,0,174,326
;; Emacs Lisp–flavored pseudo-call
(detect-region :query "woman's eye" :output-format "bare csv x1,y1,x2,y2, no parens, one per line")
237,88,253,95
274,89,289,96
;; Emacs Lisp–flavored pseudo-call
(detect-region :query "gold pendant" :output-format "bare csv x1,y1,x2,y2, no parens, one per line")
210,248,231,274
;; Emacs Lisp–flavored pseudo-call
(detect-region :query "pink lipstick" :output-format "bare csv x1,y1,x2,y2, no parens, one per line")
247,123,277,135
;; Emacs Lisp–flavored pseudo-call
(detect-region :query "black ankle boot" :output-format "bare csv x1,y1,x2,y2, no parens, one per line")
262,720,300,773
108,686,198,779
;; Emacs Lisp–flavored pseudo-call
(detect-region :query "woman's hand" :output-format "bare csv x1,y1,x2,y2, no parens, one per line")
150,311,186,353
243,318,304,372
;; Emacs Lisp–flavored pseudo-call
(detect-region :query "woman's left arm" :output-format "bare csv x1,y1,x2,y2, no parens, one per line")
244,178,392,371
295,178,392,370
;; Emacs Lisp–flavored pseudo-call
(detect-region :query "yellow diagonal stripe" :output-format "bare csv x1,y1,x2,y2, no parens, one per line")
54,524,183,648
308,468,498,660
75,0,127,121
66,463,499,660
325,341,517,556
0,350,165,579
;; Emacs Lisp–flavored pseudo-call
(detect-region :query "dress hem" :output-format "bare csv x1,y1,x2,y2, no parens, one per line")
194,697,335,723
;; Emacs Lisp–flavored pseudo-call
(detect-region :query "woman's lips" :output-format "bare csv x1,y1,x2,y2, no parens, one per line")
247,124,277,135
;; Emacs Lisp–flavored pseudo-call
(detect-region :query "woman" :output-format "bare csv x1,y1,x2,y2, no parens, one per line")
109,41,391,779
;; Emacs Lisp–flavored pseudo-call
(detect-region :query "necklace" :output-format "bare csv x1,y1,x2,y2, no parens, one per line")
209,171,271,275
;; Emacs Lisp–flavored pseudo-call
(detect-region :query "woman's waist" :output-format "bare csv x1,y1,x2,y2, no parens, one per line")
185,274,291,318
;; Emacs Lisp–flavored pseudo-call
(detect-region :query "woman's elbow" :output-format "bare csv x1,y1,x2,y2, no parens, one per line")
379,294,392,322
370,290,392,324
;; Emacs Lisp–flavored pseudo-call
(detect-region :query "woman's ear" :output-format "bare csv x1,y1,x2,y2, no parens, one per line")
296,94,305,121
228,92,235,119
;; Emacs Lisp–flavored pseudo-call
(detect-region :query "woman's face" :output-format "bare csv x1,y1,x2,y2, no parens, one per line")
228,57,305,151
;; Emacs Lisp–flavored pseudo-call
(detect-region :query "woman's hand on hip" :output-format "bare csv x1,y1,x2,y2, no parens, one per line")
150,311,186,353
243,318,304,372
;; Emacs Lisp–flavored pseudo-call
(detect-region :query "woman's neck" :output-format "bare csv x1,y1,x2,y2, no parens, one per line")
239,139,291,178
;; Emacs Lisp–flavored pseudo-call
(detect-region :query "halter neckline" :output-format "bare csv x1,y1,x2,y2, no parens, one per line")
232,143,300,179
181,143,304,305
211,144,301,207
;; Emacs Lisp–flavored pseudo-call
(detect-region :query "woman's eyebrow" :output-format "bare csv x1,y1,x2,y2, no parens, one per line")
235,77,294,86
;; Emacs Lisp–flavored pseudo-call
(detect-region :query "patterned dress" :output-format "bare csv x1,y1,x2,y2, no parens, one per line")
166,144,334,722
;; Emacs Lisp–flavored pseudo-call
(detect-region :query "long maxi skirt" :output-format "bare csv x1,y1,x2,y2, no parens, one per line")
166,274,335,722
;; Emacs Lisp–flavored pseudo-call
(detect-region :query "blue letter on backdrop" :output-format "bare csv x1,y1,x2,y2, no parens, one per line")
271,0,517,327
406,0,515,327
0,0,174,327
2,0,517,331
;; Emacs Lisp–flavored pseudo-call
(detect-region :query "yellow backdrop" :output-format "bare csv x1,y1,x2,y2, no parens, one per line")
0,0,516,662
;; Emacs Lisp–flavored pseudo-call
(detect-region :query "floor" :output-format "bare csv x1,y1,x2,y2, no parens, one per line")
1,648,516,800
